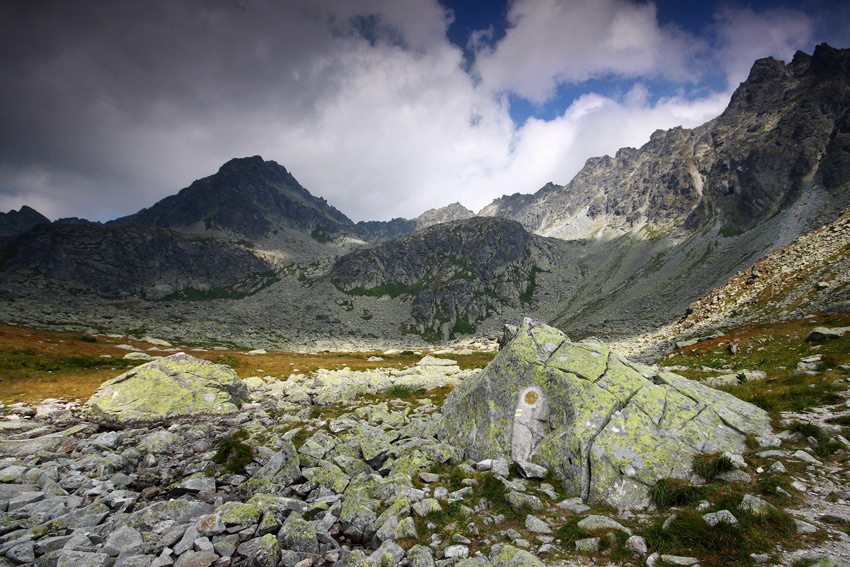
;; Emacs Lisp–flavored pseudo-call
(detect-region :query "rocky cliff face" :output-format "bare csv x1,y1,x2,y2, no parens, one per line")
482,44,850,240
330,217,553,341
109,156,354,242
0,205,49,237
0,223,277,300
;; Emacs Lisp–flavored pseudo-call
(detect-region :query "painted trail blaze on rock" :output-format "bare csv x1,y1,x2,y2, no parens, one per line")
511,386,548,461
83,352,249,423
438,320,772,509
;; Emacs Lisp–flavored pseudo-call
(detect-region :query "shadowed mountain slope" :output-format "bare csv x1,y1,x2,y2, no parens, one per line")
109,156,355,242
0,206,49,237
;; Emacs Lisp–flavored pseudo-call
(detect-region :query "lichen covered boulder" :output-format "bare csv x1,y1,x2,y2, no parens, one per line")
438,320,772,509
83,352,249,422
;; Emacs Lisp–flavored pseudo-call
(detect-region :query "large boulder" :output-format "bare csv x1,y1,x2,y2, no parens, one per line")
438,320,771,508
83,353,249,422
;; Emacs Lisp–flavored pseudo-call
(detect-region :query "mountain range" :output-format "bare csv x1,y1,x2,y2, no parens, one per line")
0,43,848,354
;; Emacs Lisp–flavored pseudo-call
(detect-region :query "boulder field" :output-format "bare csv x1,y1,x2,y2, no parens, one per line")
2,322,846,566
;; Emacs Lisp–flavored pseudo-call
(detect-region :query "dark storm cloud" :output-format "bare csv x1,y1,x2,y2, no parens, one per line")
0,1,840,222
0,1,346,218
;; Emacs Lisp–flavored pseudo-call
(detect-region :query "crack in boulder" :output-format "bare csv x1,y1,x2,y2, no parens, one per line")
439,320,773,508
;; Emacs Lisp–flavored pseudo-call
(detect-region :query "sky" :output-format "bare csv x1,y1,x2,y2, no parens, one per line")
1,1,849,223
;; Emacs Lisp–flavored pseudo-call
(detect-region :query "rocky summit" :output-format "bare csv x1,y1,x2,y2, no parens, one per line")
0,206,49,238
439,320,771,508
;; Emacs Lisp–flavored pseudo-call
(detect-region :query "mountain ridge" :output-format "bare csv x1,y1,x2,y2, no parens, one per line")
481,43,850,242
0,45,849,351
0,205,49,237
107,156,355,242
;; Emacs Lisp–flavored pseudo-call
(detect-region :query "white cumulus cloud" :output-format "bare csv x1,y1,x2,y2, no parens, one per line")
0,0,839,224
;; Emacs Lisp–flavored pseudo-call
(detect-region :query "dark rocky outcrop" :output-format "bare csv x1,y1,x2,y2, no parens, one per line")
53,217,100,226
354,217,417,244
330,217,553,341
109,156,354,241
0,223,277,300
0,205,49,237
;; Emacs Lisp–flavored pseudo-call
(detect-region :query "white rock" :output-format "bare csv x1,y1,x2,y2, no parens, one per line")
416,355,456,366
443,545,469,558
792,450,822,466
722,452,747,469
625,535,647,556
795,519,818,534
524,515,552,534
703,509,738,526
575,537,599,552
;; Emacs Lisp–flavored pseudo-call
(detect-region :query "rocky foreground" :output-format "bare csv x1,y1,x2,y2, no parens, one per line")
1,323,849,567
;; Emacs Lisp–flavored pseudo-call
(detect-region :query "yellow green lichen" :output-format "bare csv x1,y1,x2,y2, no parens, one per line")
83,354,247,422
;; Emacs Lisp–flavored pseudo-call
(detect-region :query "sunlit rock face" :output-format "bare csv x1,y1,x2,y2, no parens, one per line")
439,320,772,509
83,353,249,423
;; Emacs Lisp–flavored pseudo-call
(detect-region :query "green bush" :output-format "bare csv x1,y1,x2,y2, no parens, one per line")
385,384,424,399
211,355,241,367
448,467,467,490
554,517,585,547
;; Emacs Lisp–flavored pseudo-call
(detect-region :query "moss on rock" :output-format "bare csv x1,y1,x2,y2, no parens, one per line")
83,352,248,423
439,320,772,509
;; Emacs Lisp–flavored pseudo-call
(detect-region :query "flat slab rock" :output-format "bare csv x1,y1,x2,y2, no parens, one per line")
83,352,249,422
438,320,772,508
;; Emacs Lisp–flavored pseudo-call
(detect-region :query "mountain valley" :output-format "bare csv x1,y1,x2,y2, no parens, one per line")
2,42,850,567
0,44,849,356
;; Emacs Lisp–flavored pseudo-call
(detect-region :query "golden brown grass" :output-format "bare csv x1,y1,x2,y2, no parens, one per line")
0,323,495,405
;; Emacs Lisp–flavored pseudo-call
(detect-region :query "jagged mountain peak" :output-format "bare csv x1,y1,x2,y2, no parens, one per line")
0,205,50,237
414,202,475,230
109,155,353,241
480,44,850,240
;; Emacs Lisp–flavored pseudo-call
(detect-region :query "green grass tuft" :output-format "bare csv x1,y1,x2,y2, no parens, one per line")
448,467,467,491
650,479,706,509
692,453,735,481
644,506,796,567
212,429,253,475
384,384,425,399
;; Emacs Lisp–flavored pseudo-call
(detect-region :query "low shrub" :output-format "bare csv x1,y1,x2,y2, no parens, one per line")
650,479,706,509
